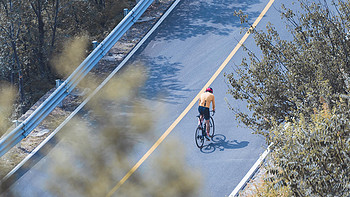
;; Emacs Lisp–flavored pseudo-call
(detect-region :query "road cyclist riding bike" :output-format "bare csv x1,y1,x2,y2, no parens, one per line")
195,110,215,148
197,87,215,141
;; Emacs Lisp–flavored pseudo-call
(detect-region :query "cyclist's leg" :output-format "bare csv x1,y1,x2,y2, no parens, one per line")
198,106,203,128
198,115,204,129
205,119,210,136
203,107,210,139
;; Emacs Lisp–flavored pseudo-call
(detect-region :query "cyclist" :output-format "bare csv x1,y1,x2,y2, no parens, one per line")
198,87,215,140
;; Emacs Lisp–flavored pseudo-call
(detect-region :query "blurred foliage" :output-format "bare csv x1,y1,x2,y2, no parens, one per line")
41,65,201,197
51,35,89,78
0,82,16,136
227,0,350,196
0,0,133,117
117,140,202,197
1,1,200,196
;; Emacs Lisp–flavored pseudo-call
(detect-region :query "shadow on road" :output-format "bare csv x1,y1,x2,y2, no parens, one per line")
200,134,249,153
157,0,261,41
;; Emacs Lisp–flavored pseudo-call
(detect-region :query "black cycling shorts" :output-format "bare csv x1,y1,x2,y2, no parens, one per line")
198,106,210,120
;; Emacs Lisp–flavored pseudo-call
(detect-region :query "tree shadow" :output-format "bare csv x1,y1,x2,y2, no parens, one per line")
200,134,249,153
153,0,262,41
123,0,264,103
127,55,191,104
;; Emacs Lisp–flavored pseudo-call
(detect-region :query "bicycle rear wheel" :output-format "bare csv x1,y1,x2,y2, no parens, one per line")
195,127,204,148
209,116,215,137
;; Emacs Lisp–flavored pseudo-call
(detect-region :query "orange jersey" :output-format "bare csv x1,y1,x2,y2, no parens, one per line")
198,92,215,109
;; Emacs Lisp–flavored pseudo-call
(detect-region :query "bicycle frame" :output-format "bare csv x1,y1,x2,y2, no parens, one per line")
195,111,215,148
198,111,215,129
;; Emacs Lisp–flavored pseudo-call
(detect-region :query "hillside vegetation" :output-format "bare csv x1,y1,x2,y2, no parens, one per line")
227,0,350,196
0,0,134,119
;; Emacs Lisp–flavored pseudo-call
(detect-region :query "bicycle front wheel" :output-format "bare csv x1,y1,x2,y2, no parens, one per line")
195,127,204,148
209,116,215,137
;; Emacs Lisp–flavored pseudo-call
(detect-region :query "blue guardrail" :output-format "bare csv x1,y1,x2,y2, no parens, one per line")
0,0,155,157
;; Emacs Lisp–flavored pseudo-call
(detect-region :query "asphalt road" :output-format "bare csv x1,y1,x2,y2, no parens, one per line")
123,0,268,196
122,0,273,195
5,0,292,196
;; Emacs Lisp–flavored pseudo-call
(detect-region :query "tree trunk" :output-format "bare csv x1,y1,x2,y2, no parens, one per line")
11,59,15,85
37,0,46,76
31,0,46,77
11,40,24,113
18,69,24,114
50,0,59,53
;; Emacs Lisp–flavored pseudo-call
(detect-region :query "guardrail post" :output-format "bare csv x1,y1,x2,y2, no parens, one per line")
55,79,64,107
124,8,129,17
12,120,22,148
123,8,130,37
92,41,99,50
55,79,63,88
12,120,19,127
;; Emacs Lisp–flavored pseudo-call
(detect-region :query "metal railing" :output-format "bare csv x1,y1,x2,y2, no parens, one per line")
229,143,273,196
0,0,155,157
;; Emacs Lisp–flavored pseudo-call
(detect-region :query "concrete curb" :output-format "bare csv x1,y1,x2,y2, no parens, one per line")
229,143,273,196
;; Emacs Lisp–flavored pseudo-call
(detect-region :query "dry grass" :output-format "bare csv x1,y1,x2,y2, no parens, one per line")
239,161,292,197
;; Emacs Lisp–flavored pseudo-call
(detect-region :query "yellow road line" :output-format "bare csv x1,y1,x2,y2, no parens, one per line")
106,0,274,196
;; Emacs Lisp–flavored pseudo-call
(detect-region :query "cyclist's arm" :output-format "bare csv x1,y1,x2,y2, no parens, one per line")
212,95,216,111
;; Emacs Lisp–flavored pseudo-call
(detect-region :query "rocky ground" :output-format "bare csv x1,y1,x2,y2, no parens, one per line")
0,0,266,195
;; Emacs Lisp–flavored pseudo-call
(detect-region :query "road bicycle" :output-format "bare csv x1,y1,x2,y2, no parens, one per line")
195,111,215,148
